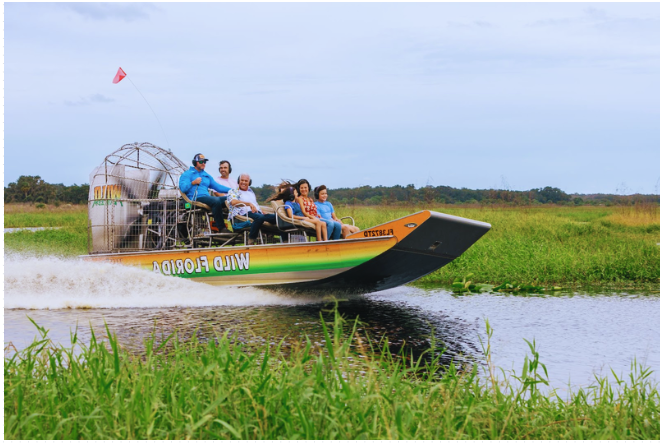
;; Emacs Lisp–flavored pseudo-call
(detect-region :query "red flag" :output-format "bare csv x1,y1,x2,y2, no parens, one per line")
112,67,127,84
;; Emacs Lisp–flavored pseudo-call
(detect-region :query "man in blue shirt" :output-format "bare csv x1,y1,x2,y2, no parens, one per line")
179,153,231,230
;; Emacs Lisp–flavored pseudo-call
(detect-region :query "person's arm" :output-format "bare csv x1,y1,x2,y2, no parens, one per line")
206,173,230,195
230,192,258,213
179,170,195,194
326,202,341,222
230,199,258,212
285,206,302,220
285,203,308,220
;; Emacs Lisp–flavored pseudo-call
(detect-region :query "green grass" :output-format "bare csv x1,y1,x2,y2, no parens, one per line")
339,205,660,289
4,228,89,256
4,204,89,255
4,203,88,228
4,203,660,288
4,314,659,440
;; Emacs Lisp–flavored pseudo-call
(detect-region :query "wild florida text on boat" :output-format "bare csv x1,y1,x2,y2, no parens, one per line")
82,143,491,293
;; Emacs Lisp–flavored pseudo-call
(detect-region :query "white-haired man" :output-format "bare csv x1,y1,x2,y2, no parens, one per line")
227,173,284,245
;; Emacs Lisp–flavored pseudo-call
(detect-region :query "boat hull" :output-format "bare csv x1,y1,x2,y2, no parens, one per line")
275,210,491,293
82,211,490,293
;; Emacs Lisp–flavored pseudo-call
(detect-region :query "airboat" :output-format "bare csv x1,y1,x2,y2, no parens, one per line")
82,143,491,293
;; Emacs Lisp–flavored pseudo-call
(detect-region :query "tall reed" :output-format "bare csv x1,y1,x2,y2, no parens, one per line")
5,315,659,440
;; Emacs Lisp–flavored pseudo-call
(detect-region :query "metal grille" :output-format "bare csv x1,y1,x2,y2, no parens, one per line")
87,143,187,254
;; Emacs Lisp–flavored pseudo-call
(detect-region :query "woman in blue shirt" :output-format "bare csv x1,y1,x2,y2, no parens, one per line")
314,185,360,239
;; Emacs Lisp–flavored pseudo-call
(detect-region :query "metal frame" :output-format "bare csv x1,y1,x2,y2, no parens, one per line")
88,143,355,253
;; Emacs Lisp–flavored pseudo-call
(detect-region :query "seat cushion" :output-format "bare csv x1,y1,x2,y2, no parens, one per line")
271,200,316,229
179,191,211,211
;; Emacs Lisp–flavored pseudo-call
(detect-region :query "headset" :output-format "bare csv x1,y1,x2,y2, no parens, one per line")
285,187,296,202
314,185,327,200
296,179,312,195
237,175,253,187
192,153,208,167
218,160,232,174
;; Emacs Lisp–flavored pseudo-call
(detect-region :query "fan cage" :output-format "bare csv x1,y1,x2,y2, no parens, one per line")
87,142,188,254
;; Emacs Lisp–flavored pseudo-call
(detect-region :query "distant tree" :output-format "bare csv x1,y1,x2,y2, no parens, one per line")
533,186,570,204
5,174,659,207
4,175,90,204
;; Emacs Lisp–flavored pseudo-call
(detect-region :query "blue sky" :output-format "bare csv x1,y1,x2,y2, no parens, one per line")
4,2,660,194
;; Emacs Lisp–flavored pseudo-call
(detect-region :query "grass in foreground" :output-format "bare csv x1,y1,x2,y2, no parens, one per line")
5,314,659,440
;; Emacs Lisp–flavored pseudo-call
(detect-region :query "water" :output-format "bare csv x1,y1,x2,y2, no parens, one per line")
4,253,659,394
4,227,61,233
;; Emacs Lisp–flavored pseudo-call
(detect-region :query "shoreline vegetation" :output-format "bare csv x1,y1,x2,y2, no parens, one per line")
4,203,659,290
5,175,660,207
4,204,660,292
4,315,659,439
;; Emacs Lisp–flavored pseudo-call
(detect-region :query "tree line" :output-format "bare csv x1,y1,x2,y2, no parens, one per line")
4,176,89,205
4,175,659,206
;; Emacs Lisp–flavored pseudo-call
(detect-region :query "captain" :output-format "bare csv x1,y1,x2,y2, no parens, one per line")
179,153,231,230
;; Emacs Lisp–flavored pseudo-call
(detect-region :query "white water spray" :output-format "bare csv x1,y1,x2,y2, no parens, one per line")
4,254,320,309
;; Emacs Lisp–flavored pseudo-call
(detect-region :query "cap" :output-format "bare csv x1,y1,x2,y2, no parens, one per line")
193,154,209,163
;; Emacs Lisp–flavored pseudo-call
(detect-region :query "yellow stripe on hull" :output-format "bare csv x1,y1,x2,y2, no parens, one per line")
83,237,397,286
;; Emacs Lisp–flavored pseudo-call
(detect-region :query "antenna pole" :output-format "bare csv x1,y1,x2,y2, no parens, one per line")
125,75,172,151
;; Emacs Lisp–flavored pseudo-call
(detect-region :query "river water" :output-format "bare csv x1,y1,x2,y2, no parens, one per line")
4,253,659,394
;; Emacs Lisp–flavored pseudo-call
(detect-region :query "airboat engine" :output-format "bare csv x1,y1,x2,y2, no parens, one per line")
88,142,186,254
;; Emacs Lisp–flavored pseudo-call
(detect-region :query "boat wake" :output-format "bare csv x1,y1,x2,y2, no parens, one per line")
4,253,322,309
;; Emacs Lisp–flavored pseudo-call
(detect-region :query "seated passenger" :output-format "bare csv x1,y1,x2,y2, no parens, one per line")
295,179,329,241
271,184,327,242
211,160,238,197
179,153,231,230
227,173,285,245
315,185,360,239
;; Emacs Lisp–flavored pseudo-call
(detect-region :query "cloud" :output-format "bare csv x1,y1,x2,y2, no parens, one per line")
527,17,574,28
526,7,609,28
584,7,608,20
473,21,494,28
90,94,114,103
241,90,290,96
64,94,115,106
593,17,659,41
64,97,88,107
59,3,157,22
445,20,496,29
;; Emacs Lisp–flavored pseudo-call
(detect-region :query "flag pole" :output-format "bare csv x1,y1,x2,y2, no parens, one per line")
113,68,172,151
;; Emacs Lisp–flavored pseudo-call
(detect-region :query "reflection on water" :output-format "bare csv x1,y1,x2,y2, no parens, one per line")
3,254,660,393
3,297,480,369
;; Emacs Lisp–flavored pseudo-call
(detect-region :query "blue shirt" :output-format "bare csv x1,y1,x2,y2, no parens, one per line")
179,167,230,200
315,201,335,221
284,201,304,217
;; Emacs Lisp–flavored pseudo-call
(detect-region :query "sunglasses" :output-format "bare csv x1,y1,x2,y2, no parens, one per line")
198,160,208,164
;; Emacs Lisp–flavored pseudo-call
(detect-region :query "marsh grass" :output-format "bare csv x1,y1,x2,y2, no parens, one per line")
4,314,659,440
4,203,87,228
4,228,89,256
3,204,89,255
339,204,660,289
3,203,659,287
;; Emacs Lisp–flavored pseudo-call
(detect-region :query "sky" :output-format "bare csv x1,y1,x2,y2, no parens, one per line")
4,2,660,195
